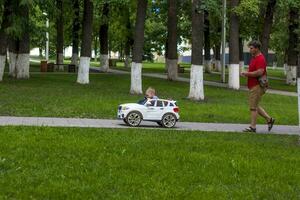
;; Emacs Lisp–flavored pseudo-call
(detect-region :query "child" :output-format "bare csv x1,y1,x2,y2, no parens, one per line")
137,87,158,104
145,87,158,99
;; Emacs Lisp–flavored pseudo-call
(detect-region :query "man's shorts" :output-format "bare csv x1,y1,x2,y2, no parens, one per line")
249,85,266,110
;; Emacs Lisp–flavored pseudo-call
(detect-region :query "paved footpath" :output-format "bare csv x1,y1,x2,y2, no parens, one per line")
0,116,298,136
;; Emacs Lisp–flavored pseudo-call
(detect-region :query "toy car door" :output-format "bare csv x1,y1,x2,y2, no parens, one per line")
146,100,165,120
145,99,159,120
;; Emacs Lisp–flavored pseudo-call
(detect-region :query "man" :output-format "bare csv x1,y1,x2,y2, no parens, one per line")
241,40,275,133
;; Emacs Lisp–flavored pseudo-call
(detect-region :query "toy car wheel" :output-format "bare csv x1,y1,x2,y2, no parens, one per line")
126,111,142,127
161,113,177,128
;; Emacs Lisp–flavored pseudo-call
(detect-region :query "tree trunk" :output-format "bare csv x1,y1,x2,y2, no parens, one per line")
297,54,300,126
166,0,178,81
124,6,132,68
204,10,211,73
124,43,131,68
99,3,109,72
229,0,240,90
130,0,148,94
188,0,204,101
39,48,43,58
260,0,276,59
56,0,64,70
94,36,98,61
239,37,244,72
0,0,11,81
214,44,221,72
71,0,80,67
8,39,18,78
77,0,93,84
286,7,299,86
10,3,30,80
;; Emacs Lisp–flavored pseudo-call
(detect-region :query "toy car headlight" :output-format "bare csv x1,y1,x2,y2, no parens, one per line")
122,106,130,110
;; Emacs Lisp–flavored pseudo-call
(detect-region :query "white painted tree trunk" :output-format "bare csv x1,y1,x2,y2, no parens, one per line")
239,61,244,72
100,54,109,72
272,62,277,69
125,55,131,68
58,53,64,71
228,64,240,90
204,60,211,73
16,54,30,79
0,55,6,81
77,57,90,84
71,53,79,67
9,52,17,78
291,66,297,86
286,65,297,85
215,60,221,72
166,59,178,80
284,63,288,75
188,65,204,100
130,62,143,94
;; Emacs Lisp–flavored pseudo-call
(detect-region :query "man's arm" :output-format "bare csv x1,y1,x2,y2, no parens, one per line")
241,68,264,77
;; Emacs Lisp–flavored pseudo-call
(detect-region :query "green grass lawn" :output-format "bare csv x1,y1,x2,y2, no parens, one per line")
110,62,296,93
0,126,299,199
114,61,287,78
0,71,297,125
27,59,294,92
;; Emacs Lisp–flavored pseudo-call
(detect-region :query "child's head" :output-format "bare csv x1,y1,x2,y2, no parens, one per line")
145,87,156,98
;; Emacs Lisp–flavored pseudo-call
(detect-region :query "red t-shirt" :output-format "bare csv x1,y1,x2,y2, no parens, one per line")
248,54,267,89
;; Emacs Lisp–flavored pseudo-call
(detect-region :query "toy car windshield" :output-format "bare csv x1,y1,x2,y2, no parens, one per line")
137,98,147,105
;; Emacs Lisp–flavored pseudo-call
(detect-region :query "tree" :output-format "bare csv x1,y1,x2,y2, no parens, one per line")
214,43,221,71
268,0,289,68
77,0,93,84
286,6,299,85
56,0,64,69
298,52,300,128
124,5,133,68
130,0,147,94
239,37,244,71
228,0,240,90
71,0,80,67
8,1,30,79
0,0,11,81
204,10,211,73
188,0,205,101
260,0,277,59
166,0,178,81
99,2,109,72
207,0,222,72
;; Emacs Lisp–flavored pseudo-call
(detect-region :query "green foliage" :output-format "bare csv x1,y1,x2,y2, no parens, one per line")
144,1,167,58
235,0,262,39
30,5,47,50
269,0,300,66
269,0,289,66
0,0,298,63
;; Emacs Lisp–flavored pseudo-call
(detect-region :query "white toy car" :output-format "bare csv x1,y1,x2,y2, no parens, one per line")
117,98,180,128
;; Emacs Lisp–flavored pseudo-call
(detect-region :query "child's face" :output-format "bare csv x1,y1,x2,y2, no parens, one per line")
146,91,155,98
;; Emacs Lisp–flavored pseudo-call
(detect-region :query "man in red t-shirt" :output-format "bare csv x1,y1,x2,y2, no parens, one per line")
241,40,275,133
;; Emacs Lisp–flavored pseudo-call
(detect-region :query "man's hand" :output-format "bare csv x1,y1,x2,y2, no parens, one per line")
241,71,248,77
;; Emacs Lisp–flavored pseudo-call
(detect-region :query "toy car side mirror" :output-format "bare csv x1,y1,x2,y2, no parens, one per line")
146,101,152,106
